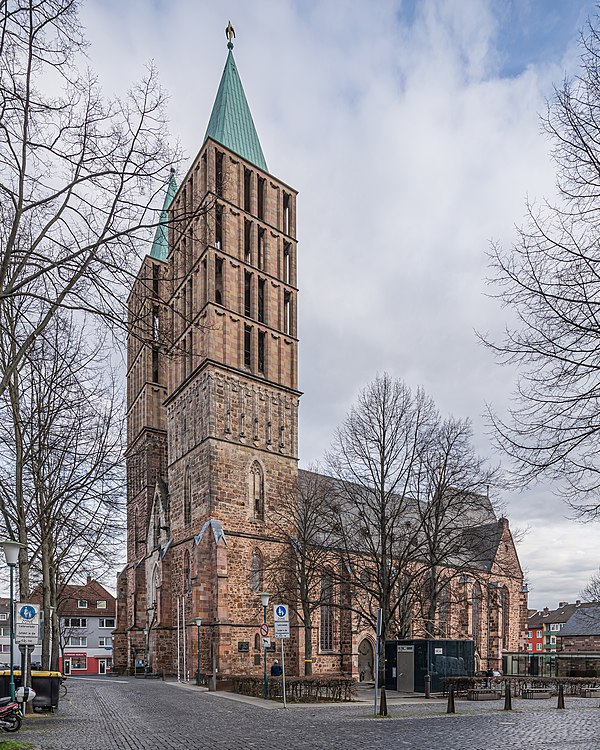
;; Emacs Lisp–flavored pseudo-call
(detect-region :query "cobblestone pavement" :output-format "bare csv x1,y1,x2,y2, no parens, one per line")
17,677,600,750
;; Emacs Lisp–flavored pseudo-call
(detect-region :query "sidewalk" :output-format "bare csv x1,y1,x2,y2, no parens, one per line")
164,678,444,709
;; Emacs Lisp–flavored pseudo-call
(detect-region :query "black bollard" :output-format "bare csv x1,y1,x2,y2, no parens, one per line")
447,685,456,714
504,680,512,711
379,686,388,716
557,683,565,709
424,673,431,699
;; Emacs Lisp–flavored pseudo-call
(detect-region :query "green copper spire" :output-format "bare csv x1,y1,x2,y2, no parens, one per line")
150,170,178,261
204,39,268,172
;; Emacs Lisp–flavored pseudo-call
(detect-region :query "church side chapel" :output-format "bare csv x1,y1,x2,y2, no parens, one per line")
114,28,527,684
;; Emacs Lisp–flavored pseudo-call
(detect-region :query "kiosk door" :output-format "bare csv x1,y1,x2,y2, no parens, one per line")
397,645,414,692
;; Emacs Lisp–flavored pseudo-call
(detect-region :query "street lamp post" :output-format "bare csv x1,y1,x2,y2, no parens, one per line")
0,540,26,701
261,592,270,700
194,618,202,687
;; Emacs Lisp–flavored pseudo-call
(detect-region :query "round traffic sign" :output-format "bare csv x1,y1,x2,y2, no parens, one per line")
275,605,287,618
259,623,268,637
19,605,36,620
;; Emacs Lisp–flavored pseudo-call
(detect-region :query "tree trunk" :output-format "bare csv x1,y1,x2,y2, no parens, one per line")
304,622,313,676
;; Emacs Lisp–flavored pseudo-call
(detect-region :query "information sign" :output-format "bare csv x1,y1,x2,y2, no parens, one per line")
15,602,40,645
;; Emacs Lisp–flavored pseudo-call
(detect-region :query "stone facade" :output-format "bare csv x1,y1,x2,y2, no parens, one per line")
114,46,527,682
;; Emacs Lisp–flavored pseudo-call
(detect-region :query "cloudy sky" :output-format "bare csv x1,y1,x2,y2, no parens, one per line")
81,0,600,610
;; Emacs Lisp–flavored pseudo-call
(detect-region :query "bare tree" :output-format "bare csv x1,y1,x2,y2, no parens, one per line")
410,416,501,638
0,311,124,669
0,0,181,399
327,374,436,711
581,569,600,602
264,468,337,676
483,15,600,518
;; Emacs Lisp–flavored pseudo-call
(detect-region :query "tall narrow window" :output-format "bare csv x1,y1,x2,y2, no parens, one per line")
257,278,265,323
257,176,265,219
187,278,193,321
250,550,262,592
249,461,264,519
283,291,291,334
215,204,223,249
202,151,207,193
152,307,160,341
502,587,510,649
472,583,481,652
320,572,334,651
152,264,160,297
184,550,191,593
215,257,223,305
283,243,291,284
244,271,252,317
283,192,290,235
244,168,252,212
257,228,265,270
244,219,252,264
215,150,224,196
202,258,208,304
258,331,265,374
184,467,192,527
244,325,252,369
187,331,193,375
152,347,159,383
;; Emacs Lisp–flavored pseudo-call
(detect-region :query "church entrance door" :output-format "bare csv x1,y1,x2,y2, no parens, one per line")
358,638,374,682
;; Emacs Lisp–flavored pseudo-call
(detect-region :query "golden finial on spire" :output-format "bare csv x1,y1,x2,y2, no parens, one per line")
225,21,235,50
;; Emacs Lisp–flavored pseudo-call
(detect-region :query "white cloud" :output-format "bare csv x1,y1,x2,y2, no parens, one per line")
80,0,600,605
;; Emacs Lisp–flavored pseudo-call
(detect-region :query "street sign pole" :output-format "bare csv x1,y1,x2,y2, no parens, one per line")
281,638,287,709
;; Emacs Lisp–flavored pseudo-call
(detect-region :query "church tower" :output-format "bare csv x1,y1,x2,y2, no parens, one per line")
115,31,300,676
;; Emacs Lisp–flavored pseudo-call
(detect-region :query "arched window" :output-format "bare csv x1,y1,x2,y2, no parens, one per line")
254,633,260,651
249,461,264,519
472,583,481,651
184,467,192,527
250,550,262,593
320,571,334,651
184,550,192,594
501,586,510,649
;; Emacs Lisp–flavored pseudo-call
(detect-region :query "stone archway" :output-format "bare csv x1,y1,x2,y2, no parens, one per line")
358,638,375,682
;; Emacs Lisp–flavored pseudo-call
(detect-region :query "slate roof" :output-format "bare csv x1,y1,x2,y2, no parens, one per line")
149,170,178,262
558,605,600,636
297,469,504,573
528,602,597,629
204,49,268,172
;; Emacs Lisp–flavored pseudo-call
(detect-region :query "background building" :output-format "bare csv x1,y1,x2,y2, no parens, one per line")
527,601,597,653
57,579,115,676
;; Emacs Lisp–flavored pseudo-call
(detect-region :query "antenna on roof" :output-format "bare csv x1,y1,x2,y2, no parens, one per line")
226,21,235,50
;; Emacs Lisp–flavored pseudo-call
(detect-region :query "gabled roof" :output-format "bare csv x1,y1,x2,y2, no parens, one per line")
150,170,178,261
559,605,600,636
528,601,597,628
204,49,268,172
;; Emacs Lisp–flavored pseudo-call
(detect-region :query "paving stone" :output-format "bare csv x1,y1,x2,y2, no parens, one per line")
18,677,600,750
